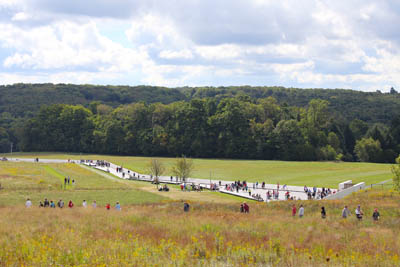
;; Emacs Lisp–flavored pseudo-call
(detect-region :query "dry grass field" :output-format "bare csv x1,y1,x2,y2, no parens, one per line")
0,189,399,266
1,156,399,266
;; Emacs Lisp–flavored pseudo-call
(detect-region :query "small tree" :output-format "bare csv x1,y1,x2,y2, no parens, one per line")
392,156,400,191
148,159,165,188
172,156,194,182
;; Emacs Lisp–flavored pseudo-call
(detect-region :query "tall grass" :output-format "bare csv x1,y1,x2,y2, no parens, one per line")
1,189,399,266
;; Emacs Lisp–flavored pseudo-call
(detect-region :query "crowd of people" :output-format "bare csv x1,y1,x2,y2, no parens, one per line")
287,203,380,221
25,197,382,222
304,186,336,199
224,180,249,193
223,181,338,202
95,160,110,168
26,198,121,211
179,183,204,191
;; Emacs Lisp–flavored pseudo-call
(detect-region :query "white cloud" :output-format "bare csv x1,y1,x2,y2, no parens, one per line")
1,21,148,73
11,12,29,21
195,45,241,60
0,0,399,90
159,49,193,60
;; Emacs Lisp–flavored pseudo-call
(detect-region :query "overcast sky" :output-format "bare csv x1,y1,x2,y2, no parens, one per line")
0,0,399,91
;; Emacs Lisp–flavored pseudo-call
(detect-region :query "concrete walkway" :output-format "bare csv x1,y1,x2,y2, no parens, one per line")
4,157,336,201
82,160,333,201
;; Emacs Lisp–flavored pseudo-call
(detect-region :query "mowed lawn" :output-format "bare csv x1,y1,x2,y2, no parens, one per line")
0,161,243,206
0,161,167,206
2,152,394,188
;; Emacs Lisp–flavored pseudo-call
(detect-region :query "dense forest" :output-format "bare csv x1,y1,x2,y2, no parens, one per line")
1,84,399,162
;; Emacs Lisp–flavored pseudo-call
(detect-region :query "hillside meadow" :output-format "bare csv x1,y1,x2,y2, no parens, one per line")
2,152,393,188
1,159,399,266
0,189,399,266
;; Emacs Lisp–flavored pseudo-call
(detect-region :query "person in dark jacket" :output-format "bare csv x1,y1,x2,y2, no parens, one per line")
184,202,190,212
321,206,326,219
372,208,380,221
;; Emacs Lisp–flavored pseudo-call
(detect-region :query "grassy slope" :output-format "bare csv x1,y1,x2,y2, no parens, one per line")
0,161,242,206
2,152,393,188
0,189,399,266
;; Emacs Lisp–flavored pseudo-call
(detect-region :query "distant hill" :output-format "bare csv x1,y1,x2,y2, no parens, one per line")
182,86,400,124
1,84,399,124
0,83,187,118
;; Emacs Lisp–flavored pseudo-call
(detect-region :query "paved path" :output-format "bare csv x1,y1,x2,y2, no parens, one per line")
3,157,336,201
5,157,71,163
82,160,332,201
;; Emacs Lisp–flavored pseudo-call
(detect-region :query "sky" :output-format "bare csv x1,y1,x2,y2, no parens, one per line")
0,0,399,91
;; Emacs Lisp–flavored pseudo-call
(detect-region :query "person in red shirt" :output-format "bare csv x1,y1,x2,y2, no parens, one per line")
292,204,296,216
243,202,249,213
68,200,74,208
106,203,111,210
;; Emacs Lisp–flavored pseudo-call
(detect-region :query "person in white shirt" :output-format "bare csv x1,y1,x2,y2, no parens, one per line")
92,200,97,208
82,200,87,208
25,198,32,208
299,204,304,218
355,205,363,220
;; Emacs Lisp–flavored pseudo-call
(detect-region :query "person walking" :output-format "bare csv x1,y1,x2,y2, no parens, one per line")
68,200,74,208
292,204,297,217
355,205,363,220
57,199,64,208
183,202,190,212
342,205,350,218
299,205,304,218
115,202,121,211
82,200,87,208
44,198,50,207
372,208,380,221
321,206,326,219
25,198,32,208
92,200,97,208
243,202,249,213
106,203,111,210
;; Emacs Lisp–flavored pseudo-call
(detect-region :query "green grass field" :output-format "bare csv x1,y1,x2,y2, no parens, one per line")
0,161,166,206
0,161,243,206
2,152,394,187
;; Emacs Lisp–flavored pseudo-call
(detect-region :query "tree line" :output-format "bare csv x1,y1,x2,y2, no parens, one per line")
18,96,400,163
1,84,400,154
